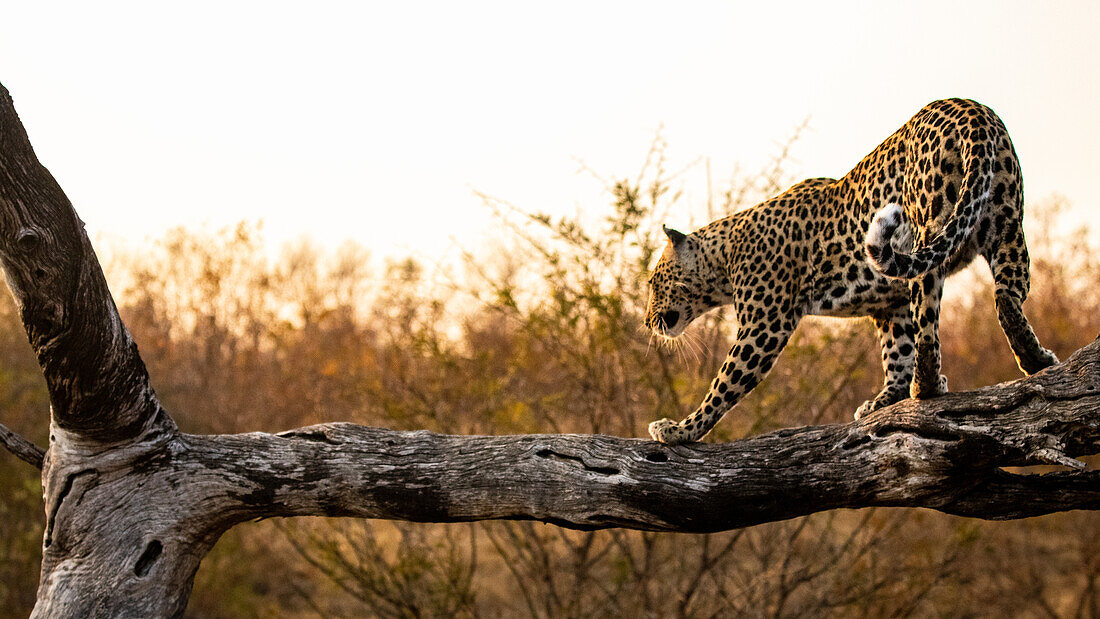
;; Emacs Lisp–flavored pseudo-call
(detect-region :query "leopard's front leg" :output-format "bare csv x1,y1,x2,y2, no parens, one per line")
649,311,799,444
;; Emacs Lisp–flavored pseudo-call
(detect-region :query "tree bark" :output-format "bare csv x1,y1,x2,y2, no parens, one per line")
0,80,1097,617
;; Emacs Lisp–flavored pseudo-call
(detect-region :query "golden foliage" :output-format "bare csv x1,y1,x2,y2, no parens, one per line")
1,142,1097,615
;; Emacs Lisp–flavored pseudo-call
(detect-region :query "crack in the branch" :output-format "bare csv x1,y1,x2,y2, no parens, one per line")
838,433,872,451
535,448,620,476
276,428,341,445
45,468,97,548
522,515,602,531
838,418,970,454
867,422,963,443
585,513,658,529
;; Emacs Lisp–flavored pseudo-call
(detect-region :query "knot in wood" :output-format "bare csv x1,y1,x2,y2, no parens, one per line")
16,226,41,252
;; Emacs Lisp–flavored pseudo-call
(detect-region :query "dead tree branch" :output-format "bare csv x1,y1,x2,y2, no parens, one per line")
0,420,44,468
0,80,1097,617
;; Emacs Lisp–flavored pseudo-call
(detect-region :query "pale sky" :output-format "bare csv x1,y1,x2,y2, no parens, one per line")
0,1,1097,259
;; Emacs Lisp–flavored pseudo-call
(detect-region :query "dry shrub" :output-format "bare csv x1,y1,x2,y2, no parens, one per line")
1,138,1097,616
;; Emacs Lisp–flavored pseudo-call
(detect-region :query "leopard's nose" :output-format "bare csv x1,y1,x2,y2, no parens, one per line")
658,310,680,330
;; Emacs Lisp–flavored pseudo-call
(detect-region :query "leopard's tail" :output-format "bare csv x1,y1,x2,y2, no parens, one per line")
864,134,995,280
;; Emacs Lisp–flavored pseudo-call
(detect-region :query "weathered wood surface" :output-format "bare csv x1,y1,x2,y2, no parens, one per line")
0,79,1097,617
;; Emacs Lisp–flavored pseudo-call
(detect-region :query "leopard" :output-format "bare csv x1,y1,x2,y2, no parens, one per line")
645,98,1059,445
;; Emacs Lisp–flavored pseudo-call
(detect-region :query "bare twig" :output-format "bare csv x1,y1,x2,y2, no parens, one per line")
0,421,43,469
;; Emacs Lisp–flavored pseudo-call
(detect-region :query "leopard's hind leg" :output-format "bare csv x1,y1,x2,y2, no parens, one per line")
986,220,1058,374
855,306,916,419
909,269,950,399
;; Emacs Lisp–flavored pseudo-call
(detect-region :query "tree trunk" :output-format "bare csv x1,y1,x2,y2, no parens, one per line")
0,80,1097,617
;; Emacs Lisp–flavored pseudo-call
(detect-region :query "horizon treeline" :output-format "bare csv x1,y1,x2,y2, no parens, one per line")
1,143,1098,617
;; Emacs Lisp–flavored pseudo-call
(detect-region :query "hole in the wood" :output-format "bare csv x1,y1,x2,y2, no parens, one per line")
644,451,668,463
842,435,872,450
134,540,163,577
16,228,40,251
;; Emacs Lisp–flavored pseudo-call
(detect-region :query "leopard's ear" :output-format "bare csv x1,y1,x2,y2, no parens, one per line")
663,225,687,247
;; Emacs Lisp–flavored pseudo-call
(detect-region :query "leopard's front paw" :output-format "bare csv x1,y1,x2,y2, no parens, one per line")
648,418,690,445
853,399,876,420
854,387,907,419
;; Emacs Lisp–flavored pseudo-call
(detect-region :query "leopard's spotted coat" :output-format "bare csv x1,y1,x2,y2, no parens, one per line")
645,98,1057,444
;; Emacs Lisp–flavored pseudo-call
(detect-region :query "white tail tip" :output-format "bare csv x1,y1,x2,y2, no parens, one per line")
867,203,904,248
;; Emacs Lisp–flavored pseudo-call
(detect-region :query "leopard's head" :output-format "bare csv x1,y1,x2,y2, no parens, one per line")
644,225,718,339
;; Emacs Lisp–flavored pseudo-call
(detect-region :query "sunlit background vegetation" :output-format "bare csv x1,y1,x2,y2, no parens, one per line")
1,140,1098,617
